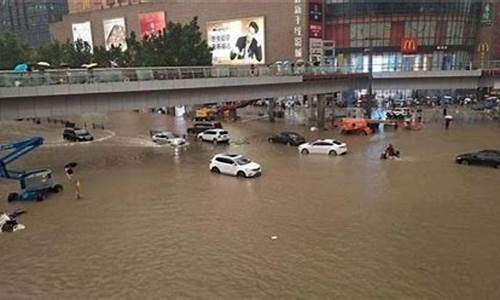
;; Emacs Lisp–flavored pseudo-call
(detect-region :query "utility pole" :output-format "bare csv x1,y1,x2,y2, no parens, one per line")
364,37,375,119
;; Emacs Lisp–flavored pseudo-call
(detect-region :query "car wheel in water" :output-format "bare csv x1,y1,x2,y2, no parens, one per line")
461,160,469,165
237,171,246,178
211,167,220,174
7,193,18,202
53,184,64,193
329,150,337,156
301,149,309,155
36,193,45,202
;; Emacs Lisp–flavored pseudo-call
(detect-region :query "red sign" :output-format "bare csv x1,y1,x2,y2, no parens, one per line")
309,0,323,38
401,38,418,54
139,11,166,38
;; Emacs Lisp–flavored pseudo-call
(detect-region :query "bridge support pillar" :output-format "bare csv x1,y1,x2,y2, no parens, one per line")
267,98,276,122
317,94,326,129
307,95,316,123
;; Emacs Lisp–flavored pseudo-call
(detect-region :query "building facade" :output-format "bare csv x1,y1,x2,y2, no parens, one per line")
324,0,498,72
68,0,150,14
49,0,498,68
0,0,68,46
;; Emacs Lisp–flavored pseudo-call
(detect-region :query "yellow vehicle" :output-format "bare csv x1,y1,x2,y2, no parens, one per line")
195,107,217,121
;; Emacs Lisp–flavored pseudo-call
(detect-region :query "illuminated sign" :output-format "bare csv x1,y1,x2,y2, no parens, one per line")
103,17,127,51
309,0,323,38
401,38,417,54
207,17,265,65
139,11,166,38
477,42,490,53
72,21,93,52
293,0,303,58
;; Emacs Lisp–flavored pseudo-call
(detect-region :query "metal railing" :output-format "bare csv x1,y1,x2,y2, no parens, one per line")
0,61,498,89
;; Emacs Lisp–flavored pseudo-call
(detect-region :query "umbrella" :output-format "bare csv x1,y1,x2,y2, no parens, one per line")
64,162,78,169
14,63,29,73
37,61,51,68
81,63,98,69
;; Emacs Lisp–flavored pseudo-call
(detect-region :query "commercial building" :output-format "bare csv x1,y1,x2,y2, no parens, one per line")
0,0,68,46
68,0,150,14
49,0,499,68
324,0,500,72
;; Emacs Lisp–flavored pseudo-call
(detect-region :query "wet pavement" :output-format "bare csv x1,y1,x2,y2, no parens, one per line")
1,109,500,299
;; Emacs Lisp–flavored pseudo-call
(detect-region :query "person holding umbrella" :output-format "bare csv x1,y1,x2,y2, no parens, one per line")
64,162,81,199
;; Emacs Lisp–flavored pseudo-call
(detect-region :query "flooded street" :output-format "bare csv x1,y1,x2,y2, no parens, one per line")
1,110,500,299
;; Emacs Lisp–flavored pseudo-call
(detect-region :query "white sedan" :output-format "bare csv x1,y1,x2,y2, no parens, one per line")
298,139,347,155
209,154,262,178
151,131,187,146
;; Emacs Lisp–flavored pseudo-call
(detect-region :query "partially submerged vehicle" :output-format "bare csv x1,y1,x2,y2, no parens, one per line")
339,118,373,135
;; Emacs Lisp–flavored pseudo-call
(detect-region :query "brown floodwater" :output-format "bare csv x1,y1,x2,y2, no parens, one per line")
1,109,500,299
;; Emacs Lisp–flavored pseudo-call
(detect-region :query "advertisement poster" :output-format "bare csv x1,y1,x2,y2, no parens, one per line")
103,17,127,51
207,17,265,65
139,11,166,38
72,21,93,51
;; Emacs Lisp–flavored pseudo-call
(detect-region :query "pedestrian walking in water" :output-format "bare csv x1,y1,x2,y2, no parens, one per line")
64,162,81,199
445,115,453,130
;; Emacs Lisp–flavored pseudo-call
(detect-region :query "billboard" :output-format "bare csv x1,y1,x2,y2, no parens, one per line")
139,11,166,38
207,17,265,65
72,21,93,51
103,17,127,51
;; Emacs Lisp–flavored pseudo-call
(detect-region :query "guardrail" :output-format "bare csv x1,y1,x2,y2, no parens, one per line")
0,61,499,88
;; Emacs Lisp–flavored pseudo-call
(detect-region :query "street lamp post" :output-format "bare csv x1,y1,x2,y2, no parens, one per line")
364,38,375,119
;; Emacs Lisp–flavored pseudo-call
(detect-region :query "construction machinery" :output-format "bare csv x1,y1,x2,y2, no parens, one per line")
0,137,63,202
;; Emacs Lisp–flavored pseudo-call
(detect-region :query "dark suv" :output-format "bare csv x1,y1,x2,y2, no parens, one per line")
268,132,306,146
63,128,94,142
187,122,223,135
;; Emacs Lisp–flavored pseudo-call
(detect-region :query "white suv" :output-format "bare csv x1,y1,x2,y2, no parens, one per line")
298,139,348,155
197,129,230,144
209,154,262,178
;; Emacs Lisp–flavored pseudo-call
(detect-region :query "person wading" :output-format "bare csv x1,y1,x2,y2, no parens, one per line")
64,162,81,199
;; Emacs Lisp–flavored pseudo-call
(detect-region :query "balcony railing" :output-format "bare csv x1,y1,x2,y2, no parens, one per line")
0,61,498,89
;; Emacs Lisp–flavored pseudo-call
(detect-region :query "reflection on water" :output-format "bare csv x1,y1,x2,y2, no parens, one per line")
1,110,500,299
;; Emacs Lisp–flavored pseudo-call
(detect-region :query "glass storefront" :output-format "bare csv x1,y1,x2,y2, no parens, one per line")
341,51,471,72
324,0,481,72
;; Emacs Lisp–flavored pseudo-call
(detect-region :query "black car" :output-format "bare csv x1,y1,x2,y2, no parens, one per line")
268,132,306,146
456,150,500,169
187,122,223,135
63,128,94,142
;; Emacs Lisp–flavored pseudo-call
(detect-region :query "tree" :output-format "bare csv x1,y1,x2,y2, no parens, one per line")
0,16,212,70
63,39,93,68
0,33,32,70
35,40,66,66
126,16,212,67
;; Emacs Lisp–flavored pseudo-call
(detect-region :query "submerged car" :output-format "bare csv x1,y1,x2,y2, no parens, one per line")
63,128,94,142
455,150,500,169
298,139,348,155
187,121,223,135
150,130,187,146
268,132,305,146
209,154,261,178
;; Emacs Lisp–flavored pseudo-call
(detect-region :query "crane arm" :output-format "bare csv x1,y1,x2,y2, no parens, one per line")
0,136,44,180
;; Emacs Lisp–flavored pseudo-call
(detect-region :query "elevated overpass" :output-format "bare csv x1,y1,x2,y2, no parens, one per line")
0,64,499,120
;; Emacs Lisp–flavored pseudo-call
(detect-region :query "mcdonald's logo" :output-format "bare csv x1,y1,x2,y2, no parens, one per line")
401,38,417,54
477,42,489,53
